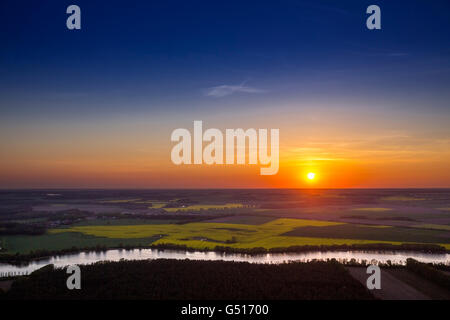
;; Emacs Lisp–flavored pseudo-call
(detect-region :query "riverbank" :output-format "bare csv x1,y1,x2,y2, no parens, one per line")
1,246,449,280
0,242,448,265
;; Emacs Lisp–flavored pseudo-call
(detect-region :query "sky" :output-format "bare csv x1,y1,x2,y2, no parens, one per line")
0,0,449,188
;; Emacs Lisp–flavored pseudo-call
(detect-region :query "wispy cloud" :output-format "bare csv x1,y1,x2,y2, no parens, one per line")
204,83,265,98
284,135,450,163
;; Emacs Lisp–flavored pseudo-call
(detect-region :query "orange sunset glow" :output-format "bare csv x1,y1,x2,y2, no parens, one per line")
1,110,449,189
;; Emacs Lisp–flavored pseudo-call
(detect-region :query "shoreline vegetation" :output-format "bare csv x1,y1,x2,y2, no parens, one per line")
0,242,447,265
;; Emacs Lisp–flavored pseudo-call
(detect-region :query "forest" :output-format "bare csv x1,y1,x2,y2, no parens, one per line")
1,259,375,300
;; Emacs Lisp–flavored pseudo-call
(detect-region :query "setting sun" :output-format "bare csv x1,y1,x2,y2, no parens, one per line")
307,172,316,180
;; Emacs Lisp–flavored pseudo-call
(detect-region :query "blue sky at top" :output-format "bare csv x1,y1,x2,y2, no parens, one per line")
0,0,449,120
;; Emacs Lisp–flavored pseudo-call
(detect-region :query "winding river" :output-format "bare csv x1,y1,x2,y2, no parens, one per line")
1,248,449,277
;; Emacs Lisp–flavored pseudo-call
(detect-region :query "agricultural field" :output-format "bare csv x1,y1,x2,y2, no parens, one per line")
283,224,450,244
1,232,159,254
163,203,246,212
1,189,450,255
46,217,450,252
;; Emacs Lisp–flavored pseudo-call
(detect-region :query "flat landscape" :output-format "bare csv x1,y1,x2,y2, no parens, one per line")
1,189,450,255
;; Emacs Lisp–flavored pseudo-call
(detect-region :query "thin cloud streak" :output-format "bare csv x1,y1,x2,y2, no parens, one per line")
204,84,266,98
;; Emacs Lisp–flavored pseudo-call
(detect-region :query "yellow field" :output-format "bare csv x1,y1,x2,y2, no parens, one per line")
49,218,450,250
163,203,246,212
99,199,141,203
50,219,338,247
148,203,167,209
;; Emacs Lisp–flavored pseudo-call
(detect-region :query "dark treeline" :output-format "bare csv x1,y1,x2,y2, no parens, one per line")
151,242,448,254
1,259,374,300
109,213,234,223
46,209,90,222
406,258,450,290
162,198,198,208
0,222,46,236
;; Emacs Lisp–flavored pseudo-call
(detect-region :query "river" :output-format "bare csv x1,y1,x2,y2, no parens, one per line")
1,248,449,277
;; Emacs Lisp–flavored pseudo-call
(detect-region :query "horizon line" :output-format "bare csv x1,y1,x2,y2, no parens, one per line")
1,187,450,191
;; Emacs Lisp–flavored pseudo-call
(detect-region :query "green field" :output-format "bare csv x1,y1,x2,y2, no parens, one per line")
206,215,276,225
72,218,180,226
412,224,450,231
1,232,159,254
283,224,450,244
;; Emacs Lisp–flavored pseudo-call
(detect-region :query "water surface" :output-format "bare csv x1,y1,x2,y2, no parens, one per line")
1,249,449,276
